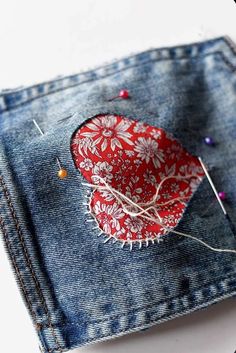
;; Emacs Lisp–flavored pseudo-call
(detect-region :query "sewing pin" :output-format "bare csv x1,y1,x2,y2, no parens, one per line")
33,119,44,136
56,157,68,179
108,89,130,101
32,119,68,179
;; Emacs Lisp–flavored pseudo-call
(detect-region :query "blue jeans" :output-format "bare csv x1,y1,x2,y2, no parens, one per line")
0,36,236,352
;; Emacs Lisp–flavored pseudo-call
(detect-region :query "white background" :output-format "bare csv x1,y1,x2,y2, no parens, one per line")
0,1,236,353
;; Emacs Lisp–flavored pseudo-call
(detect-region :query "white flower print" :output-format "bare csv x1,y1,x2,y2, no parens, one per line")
136,232,143,240
124,177,142,203
162,214,176,225
114,170,124,183
125,186,142,203
134,159,142,166
106,203,125,231
80,115,133,151
165,131,177,142
79,158,93,171
71,114,206,245
133,121,147,133
130,176,139,184
134,137,165,168
144,230,162,241
115,227,126,239
74,137,100,158
144,231,152,239
179,189,189,198
188,162,203,175
162,192,171,200
166,143,183,160
159,226,170,235
125,150,135,157
170,182,180,193
159,163,176,180
124,217,144,232
92,161,113,184
143,170,156,185
179,165,188,175
93,201,112,234
179,163,203,176
189,177,201,193
93,201,125,233
126,231,132,241
93,200,102,215
100,190,115,202
150,129,162,139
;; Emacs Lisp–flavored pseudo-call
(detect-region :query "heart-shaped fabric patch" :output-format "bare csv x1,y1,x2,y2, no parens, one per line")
71,114,204,248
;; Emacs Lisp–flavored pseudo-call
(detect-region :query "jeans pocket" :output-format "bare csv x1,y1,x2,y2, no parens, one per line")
1,36,236,353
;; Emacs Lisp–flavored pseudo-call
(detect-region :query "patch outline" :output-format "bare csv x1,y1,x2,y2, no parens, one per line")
71,112,204,250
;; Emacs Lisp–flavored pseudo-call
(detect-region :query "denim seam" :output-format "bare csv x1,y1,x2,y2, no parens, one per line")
70,292,236,351
1,49,235,114
5,37,225,94
224,36,236,57
41,273,236,352
37,270,236,330
72,291,236,352
0,214,37,321
0,175,63,353
0,215,50,353
216,51,236,73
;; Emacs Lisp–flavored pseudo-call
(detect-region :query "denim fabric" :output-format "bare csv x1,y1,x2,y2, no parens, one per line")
0,37,236,353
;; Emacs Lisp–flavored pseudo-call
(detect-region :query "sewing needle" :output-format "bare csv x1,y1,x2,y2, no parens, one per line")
198,156,227,216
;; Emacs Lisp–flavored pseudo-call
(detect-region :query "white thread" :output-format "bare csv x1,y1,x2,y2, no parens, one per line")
83,175,236,254
124,196,189,218
104,236,112,243
82,174,199,223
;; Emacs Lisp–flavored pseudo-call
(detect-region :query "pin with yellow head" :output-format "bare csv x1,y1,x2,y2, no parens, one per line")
56,158,68,179
32,120,68,180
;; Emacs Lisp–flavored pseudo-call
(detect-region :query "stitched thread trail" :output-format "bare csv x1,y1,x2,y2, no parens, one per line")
83,175,236,254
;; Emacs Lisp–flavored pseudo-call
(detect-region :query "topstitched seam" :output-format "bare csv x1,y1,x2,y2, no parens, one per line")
0,49,235,113
0,175,63,353
36,271,236,330
41,281,236,353
0,215,37,321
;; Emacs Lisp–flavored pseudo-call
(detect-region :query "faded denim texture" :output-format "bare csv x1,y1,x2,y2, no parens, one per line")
0,37,236,353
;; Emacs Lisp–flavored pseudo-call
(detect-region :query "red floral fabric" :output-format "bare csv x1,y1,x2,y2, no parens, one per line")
71,114,204,246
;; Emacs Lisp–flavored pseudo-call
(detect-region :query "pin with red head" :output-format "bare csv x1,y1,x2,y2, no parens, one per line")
108,89,130,101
